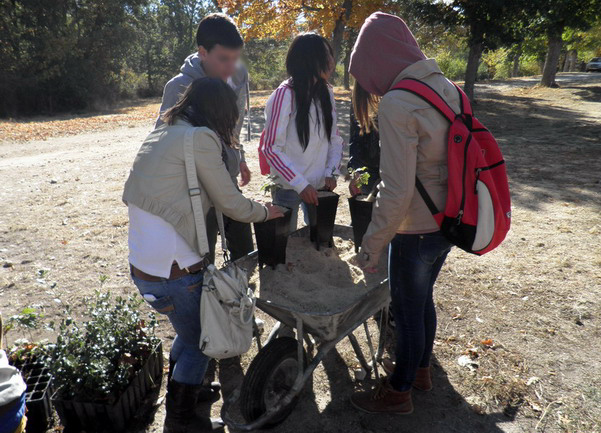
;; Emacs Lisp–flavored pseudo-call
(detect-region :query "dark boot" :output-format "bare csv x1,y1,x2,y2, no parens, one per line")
164,379,224,433
350,378,413,415
382,359,433,392
168,356,222,403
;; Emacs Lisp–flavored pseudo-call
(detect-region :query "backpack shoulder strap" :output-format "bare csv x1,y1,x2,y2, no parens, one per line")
389,78,457,123
451,82,473,117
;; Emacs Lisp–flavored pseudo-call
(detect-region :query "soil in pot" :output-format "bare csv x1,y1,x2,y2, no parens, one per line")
253,206,293,269
306,191,339,250
348,194,375,253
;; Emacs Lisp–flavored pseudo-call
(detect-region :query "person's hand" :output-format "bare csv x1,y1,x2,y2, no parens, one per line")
324,176,337,192
300,185,319,206
265,203,285,220
358,248,379,274
239,162,251,187
349,176,361,196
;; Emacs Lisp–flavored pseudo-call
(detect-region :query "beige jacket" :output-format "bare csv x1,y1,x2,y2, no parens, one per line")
123,120,268,256
361,59,460,266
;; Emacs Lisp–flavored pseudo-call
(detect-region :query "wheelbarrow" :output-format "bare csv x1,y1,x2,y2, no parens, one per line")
221,224,391,431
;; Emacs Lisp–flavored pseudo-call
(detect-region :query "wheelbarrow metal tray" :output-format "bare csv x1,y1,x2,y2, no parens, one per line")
236,224,390,341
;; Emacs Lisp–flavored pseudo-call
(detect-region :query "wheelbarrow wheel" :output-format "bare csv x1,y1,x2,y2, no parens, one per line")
240,336,307,427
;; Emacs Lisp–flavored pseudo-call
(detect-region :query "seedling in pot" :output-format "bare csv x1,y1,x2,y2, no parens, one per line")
348,169,376,252
260,175,281,196
349,167,376,202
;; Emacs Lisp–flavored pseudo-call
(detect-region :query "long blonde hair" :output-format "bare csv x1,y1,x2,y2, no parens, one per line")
352,80,380,135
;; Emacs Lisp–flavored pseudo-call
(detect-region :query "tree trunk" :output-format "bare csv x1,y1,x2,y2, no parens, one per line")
568,50,578,72
343,43,352,90
511,44,522,77
541,31,563,87
464,41,483,101
330,0,353,65
343,30,357,90
331,18,345,67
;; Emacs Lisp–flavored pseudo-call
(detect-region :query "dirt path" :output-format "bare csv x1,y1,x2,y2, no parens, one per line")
1,76,600,433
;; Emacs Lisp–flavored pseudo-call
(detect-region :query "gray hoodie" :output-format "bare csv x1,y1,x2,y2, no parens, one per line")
155,52,249,176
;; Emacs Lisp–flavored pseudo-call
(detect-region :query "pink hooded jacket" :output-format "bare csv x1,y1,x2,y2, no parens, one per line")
349,12,426,96
349,12,460,268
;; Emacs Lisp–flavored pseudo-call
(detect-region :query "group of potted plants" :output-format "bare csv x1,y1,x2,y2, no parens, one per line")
4,292,163,432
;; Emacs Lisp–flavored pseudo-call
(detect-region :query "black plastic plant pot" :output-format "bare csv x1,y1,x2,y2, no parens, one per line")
348,195,374,253
9,357,54,433
253,207,293,269
307,191,340,250
51,341,163,432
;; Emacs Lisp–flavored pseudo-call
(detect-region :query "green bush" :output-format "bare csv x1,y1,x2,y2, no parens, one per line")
519,55,543,76
482,48,511,80
47,291,159,403
436,51,467,81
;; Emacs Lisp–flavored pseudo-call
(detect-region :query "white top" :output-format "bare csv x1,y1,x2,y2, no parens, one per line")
128,203,203,278
0,349,26,406
262,79,344,194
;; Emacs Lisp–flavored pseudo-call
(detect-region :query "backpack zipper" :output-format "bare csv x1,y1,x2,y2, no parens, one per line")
457,134,472,225
474,160,505,194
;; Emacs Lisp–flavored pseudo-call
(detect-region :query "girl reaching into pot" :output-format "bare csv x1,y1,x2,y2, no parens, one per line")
350,12,457,415
123,77,283,432
259,32,344,232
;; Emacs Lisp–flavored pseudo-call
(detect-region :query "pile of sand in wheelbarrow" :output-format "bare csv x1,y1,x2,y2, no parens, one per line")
247,235,388,313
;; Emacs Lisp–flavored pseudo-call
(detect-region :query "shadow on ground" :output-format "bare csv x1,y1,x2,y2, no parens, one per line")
473,88,601,212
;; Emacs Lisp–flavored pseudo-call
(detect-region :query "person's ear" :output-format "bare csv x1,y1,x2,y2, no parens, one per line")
198,46,208,60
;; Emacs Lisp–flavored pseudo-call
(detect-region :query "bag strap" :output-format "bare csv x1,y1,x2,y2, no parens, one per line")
246,81,252,142
183,128,228,259
452,82,473,117
389,78,458,123
415,177,440,216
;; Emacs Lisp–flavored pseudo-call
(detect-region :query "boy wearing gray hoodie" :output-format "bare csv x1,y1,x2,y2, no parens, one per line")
156,13,253,263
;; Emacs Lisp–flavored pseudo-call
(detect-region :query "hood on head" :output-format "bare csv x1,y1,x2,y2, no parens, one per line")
349,12,426,96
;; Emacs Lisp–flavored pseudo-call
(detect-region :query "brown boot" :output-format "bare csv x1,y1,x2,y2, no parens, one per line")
350,379,413,415
382,359,433,392
163,379,224,433
413,367,433,391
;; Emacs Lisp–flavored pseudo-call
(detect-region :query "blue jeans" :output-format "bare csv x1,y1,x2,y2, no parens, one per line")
387,232,452,392
130,268,209,385
272,188,309,233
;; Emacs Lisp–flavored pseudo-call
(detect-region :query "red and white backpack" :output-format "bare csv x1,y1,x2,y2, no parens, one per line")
390,79,511,255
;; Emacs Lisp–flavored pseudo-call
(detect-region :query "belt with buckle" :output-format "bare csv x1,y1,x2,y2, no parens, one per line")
130,258,209,282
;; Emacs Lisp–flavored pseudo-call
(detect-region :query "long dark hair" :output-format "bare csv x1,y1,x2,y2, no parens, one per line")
286,33,334,150
162,77,239,148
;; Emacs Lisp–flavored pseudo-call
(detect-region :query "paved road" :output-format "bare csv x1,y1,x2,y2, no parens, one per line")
477,71,601,92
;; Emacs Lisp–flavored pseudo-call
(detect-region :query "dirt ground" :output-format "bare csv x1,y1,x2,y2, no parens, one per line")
1,72,600,433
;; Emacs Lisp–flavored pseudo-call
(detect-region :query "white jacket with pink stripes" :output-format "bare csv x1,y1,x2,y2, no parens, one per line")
262,79,344,194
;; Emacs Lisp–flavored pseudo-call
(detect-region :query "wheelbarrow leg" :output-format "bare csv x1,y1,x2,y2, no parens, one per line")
363,321,382,381
376,306,389,363
347,332,372,375
253,315,263,351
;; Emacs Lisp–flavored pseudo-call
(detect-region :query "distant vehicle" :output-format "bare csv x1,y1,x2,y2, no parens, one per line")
586,57,601,72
